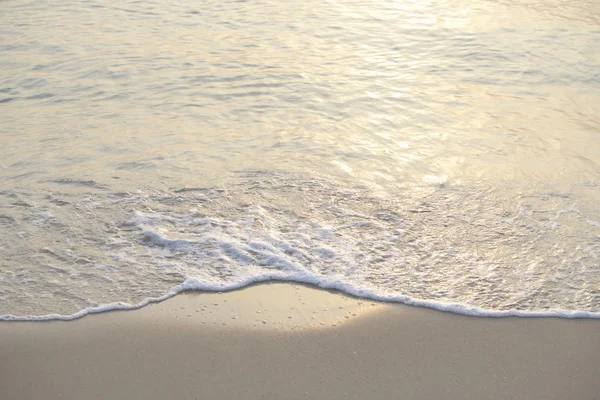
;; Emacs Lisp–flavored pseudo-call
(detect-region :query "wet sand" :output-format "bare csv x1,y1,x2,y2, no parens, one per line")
1,283,599,400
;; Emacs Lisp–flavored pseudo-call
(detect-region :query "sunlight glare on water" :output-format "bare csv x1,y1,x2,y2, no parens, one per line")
0,0,599,318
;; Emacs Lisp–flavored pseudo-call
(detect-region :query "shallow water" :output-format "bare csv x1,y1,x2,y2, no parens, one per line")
1,0,599,319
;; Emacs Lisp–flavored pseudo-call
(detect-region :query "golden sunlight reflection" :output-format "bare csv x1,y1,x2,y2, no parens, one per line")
135,284,385,331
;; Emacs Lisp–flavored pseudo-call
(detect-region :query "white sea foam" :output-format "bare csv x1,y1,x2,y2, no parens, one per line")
2,277,599,322
0,173,598,320
1,0,599,322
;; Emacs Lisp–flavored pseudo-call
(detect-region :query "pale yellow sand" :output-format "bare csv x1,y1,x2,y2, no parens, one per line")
1,283,599,400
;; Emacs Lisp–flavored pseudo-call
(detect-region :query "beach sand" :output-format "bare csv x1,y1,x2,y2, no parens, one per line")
1,283,599,400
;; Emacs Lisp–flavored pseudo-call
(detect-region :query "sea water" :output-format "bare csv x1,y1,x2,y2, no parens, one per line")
1,0,599,320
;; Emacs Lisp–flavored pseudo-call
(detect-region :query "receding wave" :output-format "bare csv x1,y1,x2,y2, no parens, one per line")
1,172,598,320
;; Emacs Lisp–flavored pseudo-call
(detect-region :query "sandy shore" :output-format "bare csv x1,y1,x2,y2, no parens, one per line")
1,283,599,400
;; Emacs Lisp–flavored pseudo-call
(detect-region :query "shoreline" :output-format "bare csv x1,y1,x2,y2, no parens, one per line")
3,280,600,322
1,283,599,399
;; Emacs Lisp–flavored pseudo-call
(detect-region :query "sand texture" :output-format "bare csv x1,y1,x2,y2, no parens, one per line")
1,283,599,400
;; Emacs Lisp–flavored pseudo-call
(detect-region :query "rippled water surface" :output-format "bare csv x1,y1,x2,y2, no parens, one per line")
1,0,599,318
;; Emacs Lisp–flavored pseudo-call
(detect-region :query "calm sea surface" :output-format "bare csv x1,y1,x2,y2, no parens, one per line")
1,0,599,319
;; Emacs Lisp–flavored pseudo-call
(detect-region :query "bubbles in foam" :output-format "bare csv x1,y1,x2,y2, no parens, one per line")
0,172,599,320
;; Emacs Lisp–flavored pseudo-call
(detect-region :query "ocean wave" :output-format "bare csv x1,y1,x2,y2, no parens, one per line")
1,173,598,320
